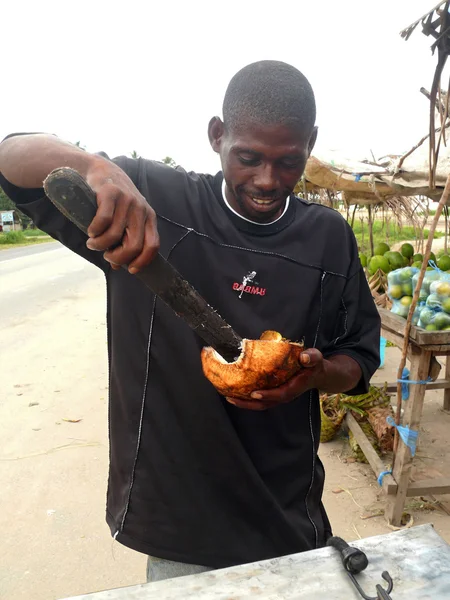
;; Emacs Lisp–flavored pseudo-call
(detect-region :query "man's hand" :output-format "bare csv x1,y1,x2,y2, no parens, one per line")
85,166,159,273
226,351,362,411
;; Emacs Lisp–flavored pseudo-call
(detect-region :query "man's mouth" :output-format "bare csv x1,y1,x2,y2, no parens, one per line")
250,196,277,206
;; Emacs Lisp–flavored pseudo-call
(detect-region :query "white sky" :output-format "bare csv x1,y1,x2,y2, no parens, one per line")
2,1,446,174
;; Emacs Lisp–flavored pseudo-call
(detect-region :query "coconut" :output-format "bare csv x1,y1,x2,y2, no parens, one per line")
201,330,304,401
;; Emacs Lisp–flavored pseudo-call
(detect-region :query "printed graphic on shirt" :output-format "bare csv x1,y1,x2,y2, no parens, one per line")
232,271,266,298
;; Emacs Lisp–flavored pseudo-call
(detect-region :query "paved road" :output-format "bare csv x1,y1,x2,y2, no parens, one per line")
0,242,144,600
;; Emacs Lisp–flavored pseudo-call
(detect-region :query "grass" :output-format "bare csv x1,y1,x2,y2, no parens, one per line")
353,221,444,255
0,230,54,250
22,228,49,237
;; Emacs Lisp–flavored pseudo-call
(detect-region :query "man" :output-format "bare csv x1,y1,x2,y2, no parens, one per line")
0,60,380,582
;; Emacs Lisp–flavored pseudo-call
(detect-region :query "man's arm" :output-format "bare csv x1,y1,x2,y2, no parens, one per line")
0,133,159,272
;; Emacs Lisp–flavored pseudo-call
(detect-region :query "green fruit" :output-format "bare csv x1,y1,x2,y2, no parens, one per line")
426,324,438,331
413,253,423,263
398,267,414,281
436,282,450,296
400,296,413,307
412,261,422,269
402,282,413,296
401,243,414,259
427,293,441,309
385,251,404,270
368,255,391,275
438,255,450,271
374,242,390,256
433,312,450,330
359,253,368,268
427,252,437,266
442,298,450,313
419,307,434,326
389,284,403,299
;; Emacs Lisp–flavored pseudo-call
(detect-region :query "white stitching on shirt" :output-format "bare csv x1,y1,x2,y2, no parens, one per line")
305,271,325,548
120,294,157,532
333,298,348,345
119,230,192,531
157,214,348,278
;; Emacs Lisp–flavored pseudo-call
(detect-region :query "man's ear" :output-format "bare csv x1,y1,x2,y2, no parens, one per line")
307,126,318,157
208,117,225,153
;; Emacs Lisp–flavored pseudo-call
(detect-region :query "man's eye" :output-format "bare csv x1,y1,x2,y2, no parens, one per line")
281,161,301,169
238,156,260,166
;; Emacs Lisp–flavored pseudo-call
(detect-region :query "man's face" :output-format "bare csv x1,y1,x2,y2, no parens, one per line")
209,119,317,223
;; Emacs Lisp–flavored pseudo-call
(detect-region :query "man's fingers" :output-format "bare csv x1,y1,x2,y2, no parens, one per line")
226,397,274,411
128,212,160,273
87,184,120,238
300,348,323,367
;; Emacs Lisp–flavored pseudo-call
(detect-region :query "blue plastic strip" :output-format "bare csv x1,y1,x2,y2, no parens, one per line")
386,416,418,456
377,470,393,486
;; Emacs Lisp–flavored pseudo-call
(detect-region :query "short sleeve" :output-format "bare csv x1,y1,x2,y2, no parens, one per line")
322,240,381,395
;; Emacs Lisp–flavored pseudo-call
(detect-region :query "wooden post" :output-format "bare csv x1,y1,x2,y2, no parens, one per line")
385,349,432,525
444,355,450,411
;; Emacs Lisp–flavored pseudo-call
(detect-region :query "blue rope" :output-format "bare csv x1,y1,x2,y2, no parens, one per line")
396,367,432,400
377,470,392,486
386,416,418,456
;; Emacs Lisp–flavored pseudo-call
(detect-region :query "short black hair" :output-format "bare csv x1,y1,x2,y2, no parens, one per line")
223,60,316,133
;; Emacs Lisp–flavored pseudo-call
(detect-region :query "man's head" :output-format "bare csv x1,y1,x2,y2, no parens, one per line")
209,60,317,223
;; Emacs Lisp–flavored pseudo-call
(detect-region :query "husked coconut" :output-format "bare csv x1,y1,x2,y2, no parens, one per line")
201,330,304,401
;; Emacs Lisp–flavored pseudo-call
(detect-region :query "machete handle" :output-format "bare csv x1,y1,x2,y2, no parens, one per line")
43,167,242,362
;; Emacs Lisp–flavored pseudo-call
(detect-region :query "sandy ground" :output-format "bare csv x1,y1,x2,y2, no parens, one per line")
1,242,450,600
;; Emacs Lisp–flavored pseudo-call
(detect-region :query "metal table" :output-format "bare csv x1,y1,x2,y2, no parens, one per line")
63,524,450,599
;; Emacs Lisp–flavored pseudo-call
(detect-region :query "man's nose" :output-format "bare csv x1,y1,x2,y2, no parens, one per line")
253,164,279,193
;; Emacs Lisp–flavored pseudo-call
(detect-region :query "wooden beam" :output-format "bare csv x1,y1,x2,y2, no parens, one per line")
385,350,432,526
445,356,450,411
407,477,450,497
385,378,450,393
345,413,397,495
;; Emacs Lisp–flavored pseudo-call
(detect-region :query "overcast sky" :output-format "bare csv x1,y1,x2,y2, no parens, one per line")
2,1,446,174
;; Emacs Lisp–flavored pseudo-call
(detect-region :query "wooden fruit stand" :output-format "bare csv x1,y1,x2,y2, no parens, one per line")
346,306,450,526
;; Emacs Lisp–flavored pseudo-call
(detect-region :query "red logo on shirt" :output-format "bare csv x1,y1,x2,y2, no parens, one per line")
232,271,266,298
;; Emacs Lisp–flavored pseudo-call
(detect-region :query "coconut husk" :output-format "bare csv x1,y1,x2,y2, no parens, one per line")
349,422,381,463
340,384,391,415
320,393,345,443
201,331,304,401
366,406,395,453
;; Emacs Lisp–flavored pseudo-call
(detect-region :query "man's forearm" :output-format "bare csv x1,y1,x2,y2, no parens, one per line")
314,354,362,394
0,134,107,189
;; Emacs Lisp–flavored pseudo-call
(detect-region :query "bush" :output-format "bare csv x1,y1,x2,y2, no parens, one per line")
0,231,26,244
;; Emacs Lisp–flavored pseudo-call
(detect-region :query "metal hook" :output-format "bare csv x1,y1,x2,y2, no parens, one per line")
347,570,394,600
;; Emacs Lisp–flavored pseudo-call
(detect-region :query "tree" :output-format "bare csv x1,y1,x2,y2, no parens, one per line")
162,156,177,168
130,150,140,159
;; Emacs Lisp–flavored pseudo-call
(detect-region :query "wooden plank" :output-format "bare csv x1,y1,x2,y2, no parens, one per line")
379,307,450,348
407,477,450,497
380,328,417,360
385,378,450,393
385,350,432,526
445,356,450,411
345,413,397,495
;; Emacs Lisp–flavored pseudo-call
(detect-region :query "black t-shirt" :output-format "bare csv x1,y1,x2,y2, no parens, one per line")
0,146,380,568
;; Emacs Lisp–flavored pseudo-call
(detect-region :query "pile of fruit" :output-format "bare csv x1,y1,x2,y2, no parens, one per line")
359,241,450,331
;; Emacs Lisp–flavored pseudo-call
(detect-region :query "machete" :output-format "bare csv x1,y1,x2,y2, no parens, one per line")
43,167,242,362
